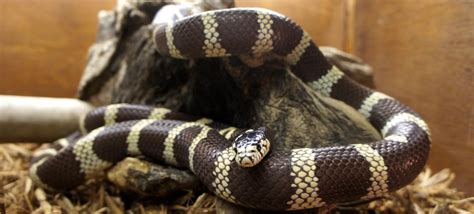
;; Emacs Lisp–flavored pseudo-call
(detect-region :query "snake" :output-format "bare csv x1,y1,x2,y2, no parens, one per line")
29,8,431,211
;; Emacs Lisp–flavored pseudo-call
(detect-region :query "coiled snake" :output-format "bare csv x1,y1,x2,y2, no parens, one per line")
30,8,431,210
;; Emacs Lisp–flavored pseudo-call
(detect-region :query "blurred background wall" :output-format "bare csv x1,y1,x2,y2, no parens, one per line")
0,0,472,194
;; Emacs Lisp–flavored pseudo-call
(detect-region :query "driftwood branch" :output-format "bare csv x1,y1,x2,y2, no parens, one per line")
320,46,375,88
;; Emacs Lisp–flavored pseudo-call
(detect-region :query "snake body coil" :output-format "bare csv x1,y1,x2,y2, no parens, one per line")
30,8,431,210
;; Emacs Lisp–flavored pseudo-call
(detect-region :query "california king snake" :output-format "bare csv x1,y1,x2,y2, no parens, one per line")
30,8,431,210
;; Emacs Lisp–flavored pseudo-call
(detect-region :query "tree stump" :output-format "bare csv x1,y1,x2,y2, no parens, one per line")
75,0,379,212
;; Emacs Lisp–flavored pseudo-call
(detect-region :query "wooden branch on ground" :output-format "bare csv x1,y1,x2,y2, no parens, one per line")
0,95,92,143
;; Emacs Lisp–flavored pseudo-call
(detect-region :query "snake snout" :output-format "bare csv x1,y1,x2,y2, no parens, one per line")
239,156,256,167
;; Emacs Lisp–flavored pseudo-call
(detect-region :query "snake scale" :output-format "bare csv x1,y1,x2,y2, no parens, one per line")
30,8,431,210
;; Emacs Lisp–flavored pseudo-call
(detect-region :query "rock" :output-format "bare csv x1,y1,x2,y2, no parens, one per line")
107,157,203,197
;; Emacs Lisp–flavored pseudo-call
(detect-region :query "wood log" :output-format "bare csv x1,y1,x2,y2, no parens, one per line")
75,0,379,148
0,95,92,142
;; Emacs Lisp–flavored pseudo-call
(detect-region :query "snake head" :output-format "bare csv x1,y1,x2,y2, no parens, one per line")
233,127,271,168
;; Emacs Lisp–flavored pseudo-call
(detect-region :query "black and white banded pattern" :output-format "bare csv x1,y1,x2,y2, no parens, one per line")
31,8,431,211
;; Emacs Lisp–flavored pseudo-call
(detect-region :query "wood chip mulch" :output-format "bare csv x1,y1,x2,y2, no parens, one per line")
1,143,472,213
